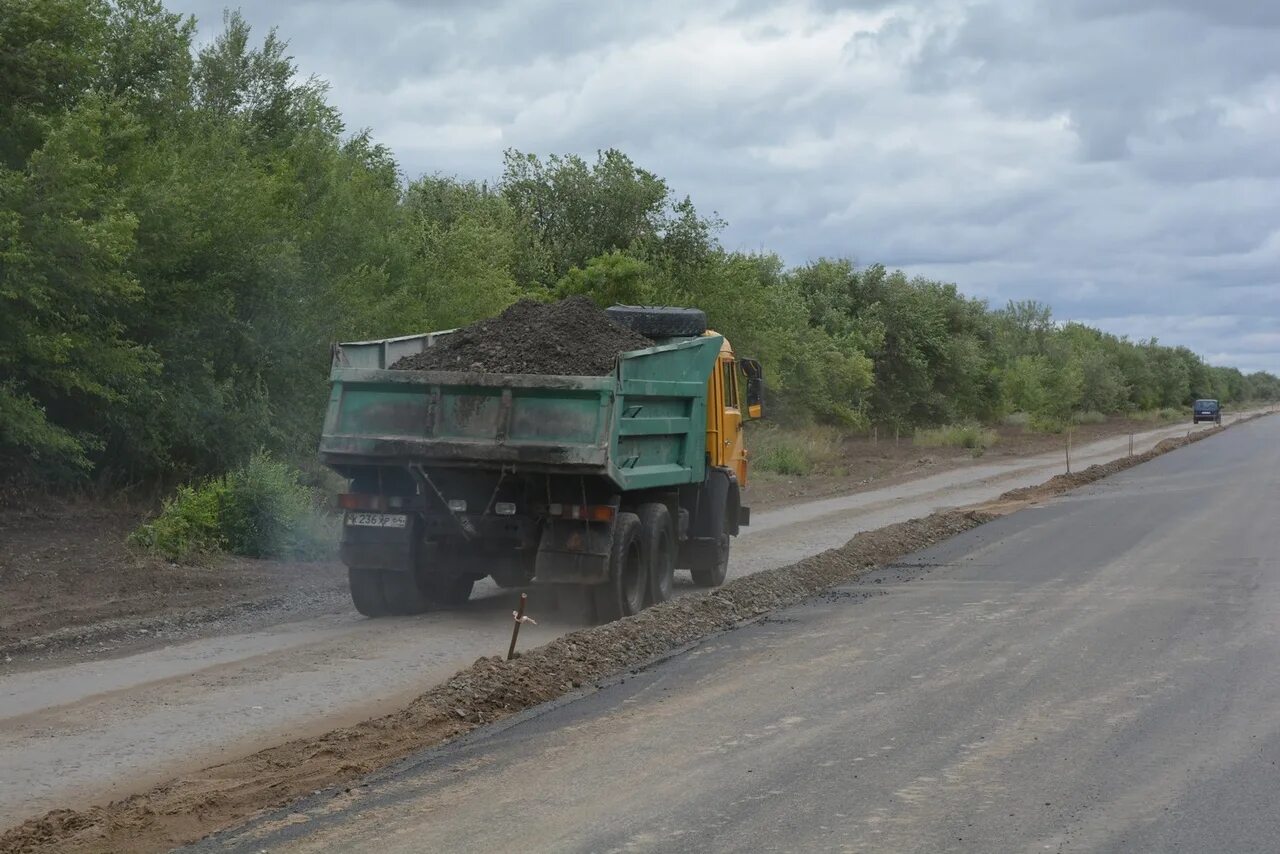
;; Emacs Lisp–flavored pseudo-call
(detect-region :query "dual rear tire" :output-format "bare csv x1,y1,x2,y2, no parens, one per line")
347,568,475,617
349,500,718,622
590,503,679,623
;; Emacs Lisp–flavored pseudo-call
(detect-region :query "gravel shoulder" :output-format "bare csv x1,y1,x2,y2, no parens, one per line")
2,414,1267,854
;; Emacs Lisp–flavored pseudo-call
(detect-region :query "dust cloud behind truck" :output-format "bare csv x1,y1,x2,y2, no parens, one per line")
319,300,763,623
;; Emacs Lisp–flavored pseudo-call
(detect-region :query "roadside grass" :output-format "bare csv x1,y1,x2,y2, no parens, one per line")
1131,407,1183,423
914,424,997,451
750,425,844,476
1072,410,1107,425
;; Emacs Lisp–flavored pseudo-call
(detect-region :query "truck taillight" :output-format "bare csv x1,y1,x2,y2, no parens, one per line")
539,503,615,521
338,493,387,511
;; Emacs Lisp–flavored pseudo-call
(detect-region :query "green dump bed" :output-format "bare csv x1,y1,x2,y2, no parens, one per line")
319,332,722,492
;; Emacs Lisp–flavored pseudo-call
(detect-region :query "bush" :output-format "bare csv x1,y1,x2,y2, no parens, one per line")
131,452,332,562
221,453,331,559
1029,414,1066,433
128,480,229,560
751,425,843,476
1072,410,1107,425
914,424,997,450
1002,411,1031,429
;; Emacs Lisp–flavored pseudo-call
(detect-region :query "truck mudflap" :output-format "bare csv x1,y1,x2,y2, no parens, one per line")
738,505,750,527
534,518,613,584
339,515,416,572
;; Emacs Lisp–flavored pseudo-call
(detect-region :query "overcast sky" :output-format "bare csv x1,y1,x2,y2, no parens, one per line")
173,0,1280,374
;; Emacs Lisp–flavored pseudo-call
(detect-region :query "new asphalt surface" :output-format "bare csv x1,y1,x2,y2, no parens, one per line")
197,415,1280,853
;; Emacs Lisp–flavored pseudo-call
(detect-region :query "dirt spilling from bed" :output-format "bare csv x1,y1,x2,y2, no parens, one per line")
390,297,653,376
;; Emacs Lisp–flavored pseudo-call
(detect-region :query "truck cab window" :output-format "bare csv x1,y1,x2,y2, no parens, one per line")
723,361,739,409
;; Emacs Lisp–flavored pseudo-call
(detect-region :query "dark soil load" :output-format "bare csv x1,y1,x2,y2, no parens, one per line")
390,297,654,376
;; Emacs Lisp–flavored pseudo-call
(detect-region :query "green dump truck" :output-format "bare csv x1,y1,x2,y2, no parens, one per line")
319,306,762,623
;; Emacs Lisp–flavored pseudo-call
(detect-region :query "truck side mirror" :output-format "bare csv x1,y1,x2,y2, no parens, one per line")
741,358,764,420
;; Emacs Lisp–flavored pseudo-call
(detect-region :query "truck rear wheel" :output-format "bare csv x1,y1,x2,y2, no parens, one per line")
690,533,730,588
638,503,675,605
425,574,476,607
592,512,646,623
382,569,430,615
348,568,391,617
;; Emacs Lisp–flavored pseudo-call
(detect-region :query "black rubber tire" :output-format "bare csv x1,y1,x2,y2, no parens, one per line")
381,569,430,615
690,533,730,588
348,568,391,617
638,503,675,605
424,574,475,607
606,305,707,338
592,512,646,623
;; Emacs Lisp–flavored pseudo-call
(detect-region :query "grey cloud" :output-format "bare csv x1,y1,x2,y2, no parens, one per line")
169,0,1280,373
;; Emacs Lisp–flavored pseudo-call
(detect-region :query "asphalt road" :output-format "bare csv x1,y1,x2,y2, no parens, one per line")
0,416,1240,825
201,414,1280,853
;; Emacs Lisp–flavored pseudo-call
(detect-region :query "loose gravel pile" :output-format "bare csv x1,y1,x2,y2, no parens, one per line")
390,297,653,376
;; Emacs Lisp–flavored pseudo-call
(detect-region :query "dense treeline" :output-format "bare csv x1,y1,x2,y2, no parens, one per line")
2,1,1276,485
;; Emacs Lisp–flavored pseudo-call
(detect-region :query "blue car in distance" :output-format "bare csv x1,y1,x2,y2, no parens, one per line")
1193,399,1221,424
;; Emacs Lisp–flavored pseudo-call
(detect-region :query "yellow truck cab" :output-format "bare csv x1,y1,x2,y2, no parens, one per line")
704,333,761,488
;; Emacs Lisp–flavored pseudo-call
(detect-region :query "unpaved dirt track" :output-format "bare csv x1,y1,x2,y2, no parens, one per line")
201,414,1280,854
0,414,1258,826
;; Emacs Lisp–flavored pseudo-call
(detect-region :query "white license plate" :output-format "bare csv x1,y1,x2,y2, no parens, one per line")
345,512,407,528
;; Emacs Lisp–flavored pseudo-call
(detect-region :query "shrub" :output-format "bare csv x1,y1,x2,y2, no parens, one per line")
221,453,331,559
1029,414,1066,433
914,424,997,450
751,425,843,476
1002,411,1031,429
1072,410,1107,425
128,480,229,560
131,452,332,562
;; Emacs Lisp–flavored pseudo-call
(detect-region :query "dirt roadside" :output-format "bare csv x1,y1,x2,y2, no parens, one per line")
746,414,1195,511
0,503,346,661
0,413,1208,662
3,415,1262,854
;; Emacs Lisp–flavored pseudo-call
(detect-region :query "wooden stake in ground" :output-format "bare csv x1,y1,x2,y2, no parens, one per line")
508,593,536,660
1066,428,1072,474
